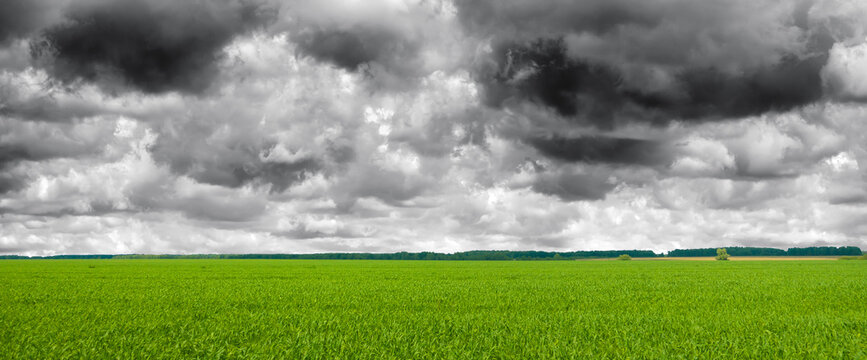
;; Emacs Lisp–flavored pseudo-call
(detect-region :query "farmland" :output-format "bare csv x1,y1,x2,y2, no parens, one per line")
1,260,865,359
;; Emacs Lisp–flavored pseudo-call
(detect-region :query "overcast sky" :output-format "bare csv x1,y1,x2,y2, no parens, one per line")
1,0,867,255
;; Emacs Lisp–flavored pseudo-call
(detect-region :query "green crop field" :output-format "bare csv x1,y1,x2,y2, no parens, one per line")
1,260,865,359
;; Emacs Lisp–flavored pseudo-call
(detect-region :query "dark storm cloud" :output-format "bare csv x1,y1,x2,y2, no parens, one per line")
0,175,23,194
530,167,615,201
0,146,42,194
479,38,828,128
527,135,668,166
31,0,276,94
295,26,410,72
0,96,103,123
0,145,45,168
334,165,433,209
152,143,320,194
0,139,102,170
292,24,422,88
454,0,830,56
481,39,626,127
0,145,60,194
454,0,661,39
0,119,111,194
0,0,52,45
193,161,315,192
0,147,29,194
650,55,827,120
297,29,375,70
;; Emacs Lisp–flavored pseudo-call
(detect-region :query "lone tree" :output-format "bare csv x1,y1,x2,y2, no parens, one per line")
716,248,730,261
617,254,632,261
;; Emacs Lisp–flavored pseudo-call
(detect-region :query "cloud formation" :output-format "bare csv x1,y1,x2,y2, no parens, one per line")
528,135,667,166
295,27,413,72
0,0,64,45
31,0,276,94
1,0,867,255
470,12,830,128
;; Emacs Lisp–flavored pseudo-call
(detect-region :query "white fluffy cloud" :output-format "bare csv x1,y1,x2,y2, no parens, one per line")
823,42,867,100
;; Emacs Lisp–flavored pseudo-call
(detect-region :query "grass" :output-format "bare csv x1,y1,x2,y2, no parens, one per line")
1,260,865,359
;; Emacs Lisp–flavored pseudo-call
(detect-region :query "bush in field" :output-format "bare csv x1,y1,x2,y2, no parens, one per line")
617,254,632,261
716,248,730,261
839,254,867,260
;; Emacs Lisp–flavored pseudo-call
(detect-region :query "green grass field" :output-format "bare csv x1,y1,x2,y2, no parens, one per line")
1,260,865,359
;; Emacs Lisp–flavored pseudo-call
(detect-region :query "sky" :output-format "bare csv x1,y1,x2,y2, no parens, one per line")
1,0,867,255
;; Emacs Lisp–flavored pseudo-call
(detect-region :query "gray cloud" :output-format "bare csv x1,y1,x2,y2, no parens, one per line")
173,193,267,223
0,145,54,194
295,26,415,73
0,117,113,194
478,37,827,128
528,135,669,166
0,174,23,194
457,0,867,137
31,0,276,94
455,0,662,39
390,110,488,157
0,95,104,123
456,0,833,66
0,0,57,45
531,167,615,201
334,165,434,209
151,137,321,193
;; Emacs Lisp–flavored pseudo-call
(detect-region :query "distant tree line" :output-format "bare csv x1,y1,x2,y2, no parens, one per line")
2,250,658,260
785,246,863,256
667,246,862,257
668,247,786,257
0,246,861,260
